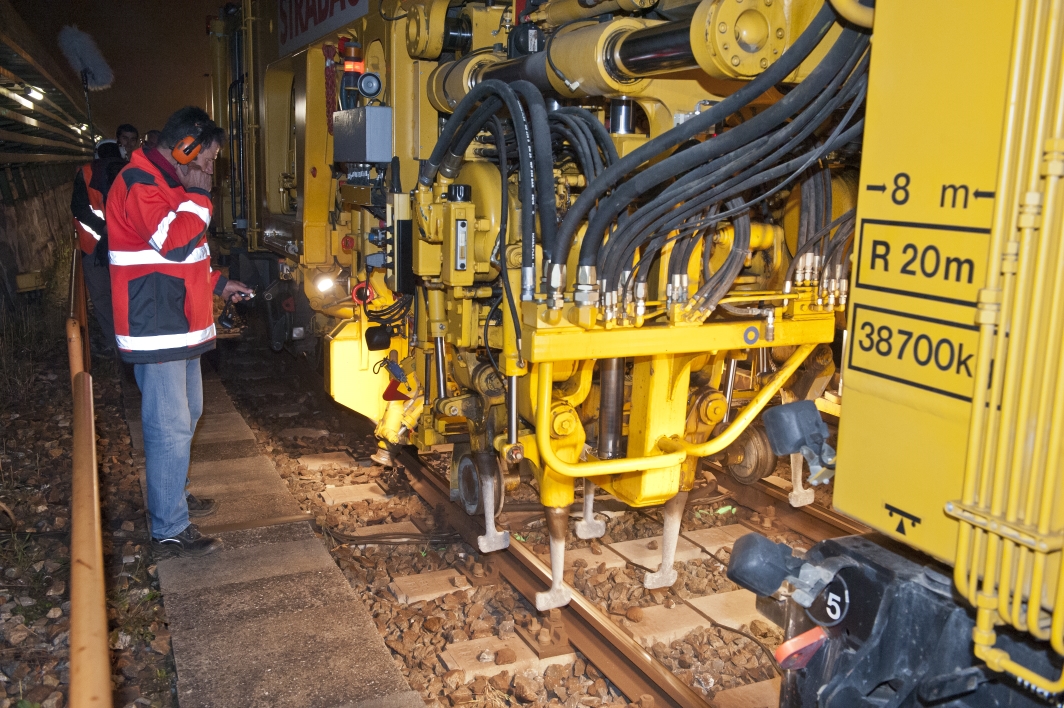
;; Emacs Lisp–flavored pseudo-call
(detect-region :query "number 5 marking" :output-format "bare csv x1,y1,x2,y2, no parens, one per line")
826,593,842,621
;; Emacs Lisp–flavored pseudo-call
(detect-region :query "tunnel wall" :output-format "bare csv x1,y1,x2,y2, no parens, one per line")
0,164,78,309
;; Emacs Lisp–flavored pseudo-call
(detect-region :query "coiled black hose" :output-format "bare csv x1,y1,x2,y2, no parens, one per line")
581,26,867,272
549,1,839,268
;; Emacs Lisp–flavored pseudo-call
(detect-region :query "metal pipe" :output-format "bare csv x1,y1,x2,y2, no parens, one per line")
659,343,815,457
424,352,433,405
434,336,448,400
477,52,553,92
241,0,260,249
954,0,1037,603
608,99,635,135
508,375,519,445
597,357,625,459
610,20,697,76
69,371,112,708
721,358,738,424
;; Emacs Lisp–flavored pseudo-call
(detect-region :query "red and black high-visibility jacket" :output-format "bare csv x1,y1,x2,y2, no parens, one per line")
71,163,107,254
107,147,227,364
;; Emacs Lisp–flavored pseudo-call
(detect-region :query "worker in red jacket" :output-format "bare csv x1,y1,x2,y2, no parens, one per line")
107,106,252,557
70,139,124,352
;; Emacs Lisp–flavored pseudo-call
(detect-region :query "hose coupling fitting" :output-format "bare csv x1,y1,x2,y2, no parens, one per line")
603,290,617,325
546,263,567,310
573,266,600,307
634,281,648,318
439,151,464,180
521,266,535,301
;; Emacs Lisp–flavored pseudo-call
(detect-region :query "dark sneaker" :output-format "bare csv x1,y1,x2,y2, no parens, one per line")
186,493,218,518
151,524,222,558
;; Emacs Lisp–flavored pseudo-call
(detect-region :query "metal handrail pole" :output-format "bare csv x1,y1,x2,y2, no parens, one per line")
68,371,112,708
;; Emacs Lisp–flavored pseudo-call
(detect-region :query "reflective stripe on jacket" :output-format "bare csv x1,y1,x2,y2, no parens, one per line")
71,164,106,254
107,148,227,364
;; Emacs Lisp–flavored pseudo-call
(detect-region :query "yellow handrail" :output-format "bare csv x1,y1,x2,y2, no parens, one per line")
534,343,814,477
68,372,112,708
66,244,112,708
658,343,815,457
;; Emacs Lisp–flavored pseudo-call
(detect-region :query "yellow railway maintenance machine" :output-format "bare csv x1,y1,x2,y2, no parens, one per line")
211,0,1064,702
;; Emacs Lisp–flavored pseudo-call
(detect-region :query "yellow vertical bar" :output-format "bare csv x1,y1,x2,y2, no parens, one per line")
954,0,1037,600
977,0,1049,614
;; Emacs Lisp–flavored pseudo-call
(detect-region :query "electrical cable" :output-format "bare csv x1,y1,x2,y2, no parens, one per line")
486,115,522,362
545,20,586,93
379,0,408,21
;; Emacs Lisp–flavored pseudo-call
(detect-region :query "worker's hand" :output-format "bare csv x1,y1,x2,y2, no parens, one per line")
221,280,254,303
180,162,213,192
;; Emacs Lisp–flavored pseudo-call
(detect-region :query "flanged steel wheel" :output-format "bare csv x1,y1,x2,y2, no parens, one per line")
456,449,503,516
725,424,778,485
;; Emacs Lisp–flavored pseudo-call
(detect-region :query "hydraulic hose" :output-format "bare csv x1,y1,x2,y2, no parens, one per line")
421,82,504,185
615,115,864,297
581,27,866,270
556,106,618,166
550,1,839,267
551,121,597,178
550,113,602,177
487,115,522,357
419,80,538,279
510,81,558,265
599,42,868,286
444,96,505,173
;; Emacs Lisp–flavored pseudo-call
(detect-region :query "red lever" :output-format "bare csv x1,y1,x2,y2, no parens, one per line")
774,626,828,670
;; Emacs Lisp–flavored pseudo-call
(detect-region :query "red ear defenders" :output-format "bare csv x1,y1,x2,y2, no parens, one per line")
171,131,206,165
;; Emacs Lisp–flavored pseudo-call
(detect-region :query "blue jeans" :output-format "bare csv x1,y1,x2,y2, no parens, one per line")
134,358,203,538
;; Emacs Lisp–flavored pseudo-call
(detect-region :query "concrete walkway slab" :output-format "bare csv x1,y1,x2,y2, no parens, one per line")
149,376,417,708
191,411,255,446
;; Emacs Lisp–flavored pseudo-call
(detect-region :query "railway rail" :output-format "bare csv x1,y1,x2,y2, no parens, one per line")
390,441,864,707
214,331,870,707
272,326,866,707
